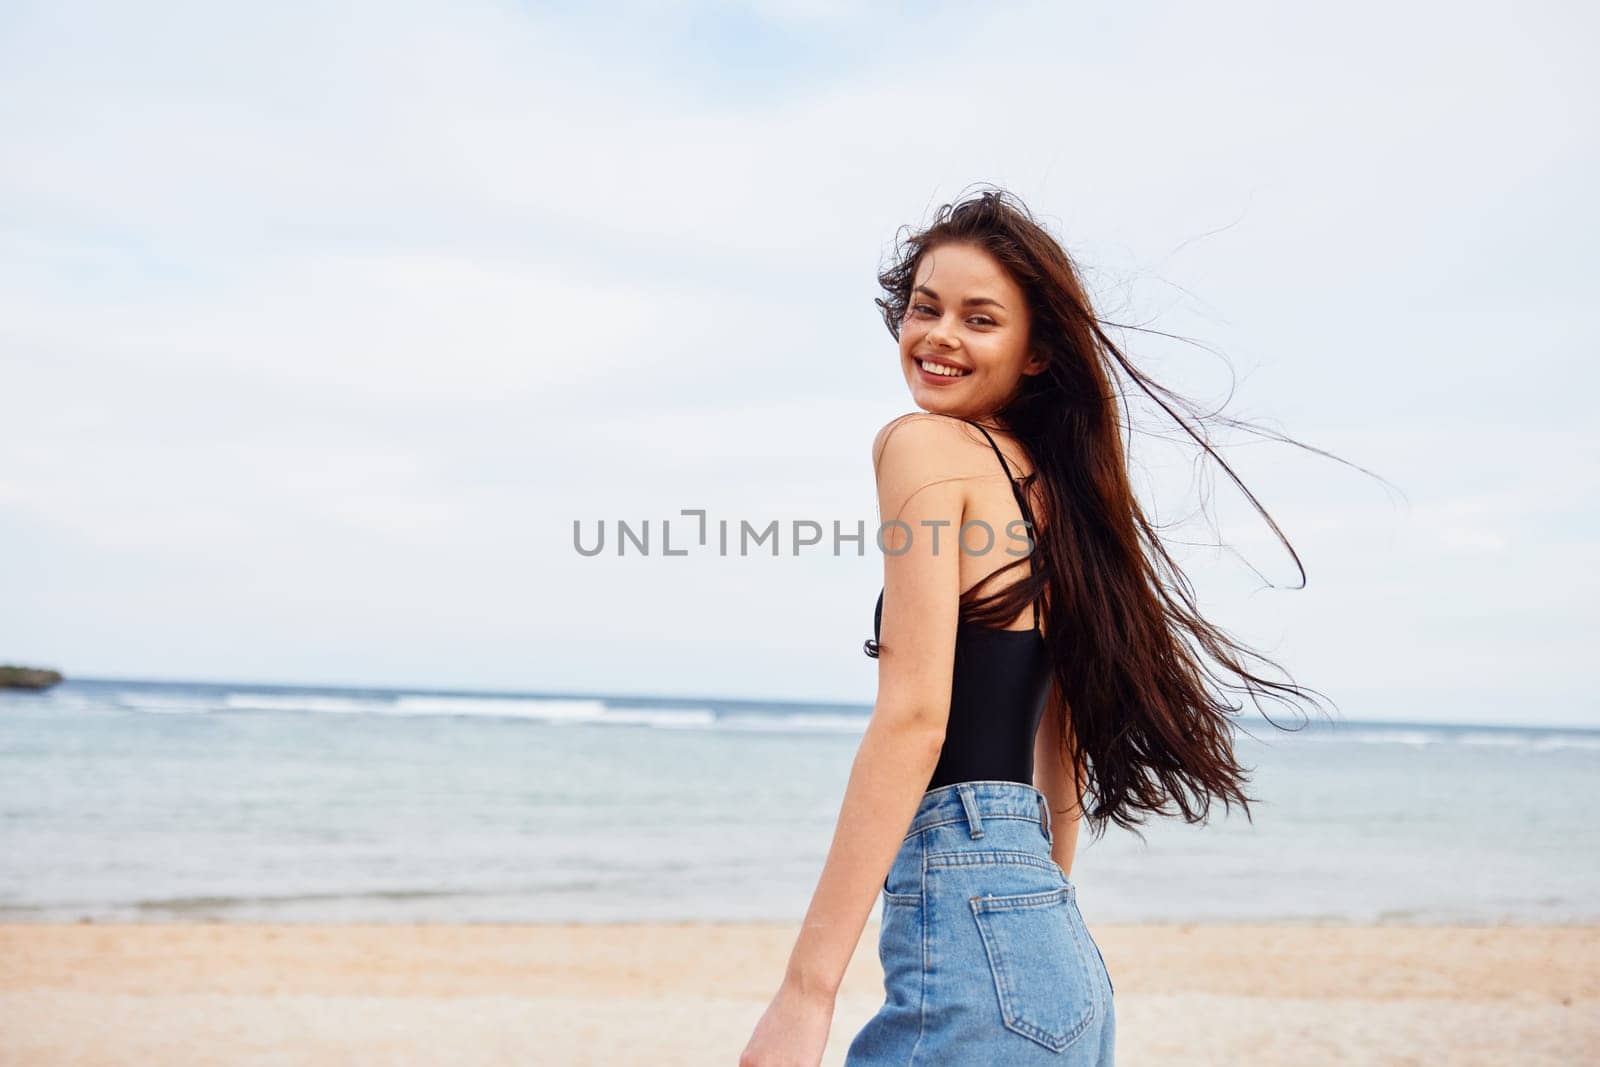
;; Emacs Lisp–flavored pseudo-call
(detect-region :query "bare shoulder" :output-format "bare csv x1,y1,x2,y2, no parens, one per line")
869,412,991,530
870,411,982,478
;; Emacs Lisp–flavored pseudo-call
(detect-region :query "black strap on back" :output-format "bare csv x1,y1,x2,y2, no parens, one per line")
963,419,1041,631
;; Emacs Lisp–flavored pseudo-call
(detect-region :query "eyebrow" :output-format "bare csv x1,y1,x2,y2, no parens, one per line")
912,285,1006,311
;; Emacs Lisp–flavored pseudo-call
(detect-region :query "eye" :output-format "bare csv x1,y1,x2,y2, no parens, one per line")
910,304,996,327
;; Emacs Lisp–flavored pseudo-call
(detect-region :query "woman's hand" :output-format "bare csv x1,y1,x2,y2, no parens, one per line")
738,977,836,1067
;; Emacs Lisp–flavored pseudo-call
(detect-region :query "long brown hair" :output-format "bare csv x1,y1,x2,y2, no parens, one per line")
871,186,1370,843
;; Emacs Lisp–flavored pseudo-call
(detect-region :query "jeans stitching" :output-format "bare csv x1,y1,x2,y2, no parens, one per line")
902,812,1044,844
909,831,927,1067
1074,895,1116,1000
875,782,1088,1063
970,887,1097,1053
925,850,1064,875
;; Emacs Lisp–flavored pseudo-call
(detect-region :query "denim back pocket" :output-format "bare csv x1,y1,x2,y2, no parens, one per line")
969,885,1098,1053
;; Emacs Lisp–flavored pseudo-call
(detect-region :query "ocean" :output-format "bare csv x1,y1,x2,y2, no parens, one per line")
2,677,1596,926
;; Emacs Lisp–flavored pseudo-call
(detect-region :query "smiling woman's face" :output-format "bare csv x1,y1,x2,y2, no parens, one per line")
899,241,1045,419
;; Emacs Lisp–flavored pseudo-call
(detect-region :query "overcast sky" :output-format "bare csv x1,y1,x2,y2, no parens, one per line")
2,1,1594,727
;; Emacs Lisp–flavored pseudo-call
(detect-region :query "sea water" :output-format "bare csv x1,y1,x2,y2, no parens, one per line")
2,677,1596,925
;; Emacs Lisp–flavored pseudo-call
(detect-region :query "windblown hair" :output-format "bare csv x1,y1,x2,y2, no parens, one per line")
867,186,1362,843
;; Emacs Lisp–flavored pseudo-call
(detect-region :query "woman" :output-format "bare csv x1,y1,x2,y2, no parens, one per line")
740,188,1330,1066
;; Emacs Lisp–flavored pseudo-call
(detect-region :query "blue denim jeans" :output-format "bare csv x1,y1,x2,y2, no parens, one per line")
845,781,1115,1065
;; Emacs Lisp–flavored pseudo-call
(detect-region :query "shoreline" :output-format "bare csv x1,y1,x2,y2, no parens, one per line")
4,921,1596,1065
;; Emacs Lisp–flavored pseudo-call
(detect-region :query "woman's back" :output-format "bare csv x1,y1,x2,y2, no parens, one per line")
869,417,1053,789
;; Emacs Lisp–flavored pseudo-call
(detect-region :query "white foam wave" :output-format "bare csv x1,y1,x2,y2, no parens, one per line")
1298,729,1440,746
1460,732,1600,752
390,695,609,720
598,707,719,729
1289,726,1600,751
718,712,869,734
82,690,1600,747
222,693,393,714
114,692,222,714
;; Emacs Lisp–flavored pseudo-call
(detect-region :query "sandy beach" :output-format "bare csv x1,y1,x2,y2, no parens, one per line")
2,921,1595,1065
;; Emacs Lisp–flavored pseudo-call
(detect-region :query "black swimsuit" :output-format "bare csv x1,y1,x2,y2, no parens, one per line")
869,420,1053,790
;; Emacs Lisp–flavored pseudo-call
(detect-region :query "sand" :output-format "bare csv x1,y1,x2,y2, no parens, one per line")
2,921,1596,1065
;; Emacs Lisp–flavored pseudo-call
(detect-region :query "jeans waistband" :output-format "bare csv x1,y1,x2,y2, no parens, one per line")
907,780,1053,841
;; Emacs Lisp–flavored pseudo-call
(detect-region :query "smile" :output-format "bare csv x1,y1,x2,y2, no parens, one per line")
917,358,971,378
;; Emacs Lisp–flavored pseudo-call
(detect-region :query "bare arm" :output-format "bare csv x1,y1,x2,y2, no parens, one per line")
1033,678,1084,877
780,414,968,999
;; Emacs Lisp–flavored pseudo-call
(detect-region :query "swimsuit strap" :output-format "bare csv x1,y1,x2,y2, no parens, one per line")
963,419,1042,631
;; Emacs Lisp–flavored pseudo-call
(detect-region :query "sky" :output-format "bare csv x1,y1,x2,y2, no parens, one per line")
1,1,1594,727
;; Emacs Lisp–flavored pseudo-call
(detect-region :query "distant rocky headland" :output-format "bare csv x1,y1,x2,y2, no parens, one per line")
0,665,64,690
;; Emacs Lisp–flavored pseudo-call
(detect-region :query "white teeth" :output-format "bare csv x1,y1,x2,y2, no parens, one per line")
919,359,969,377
